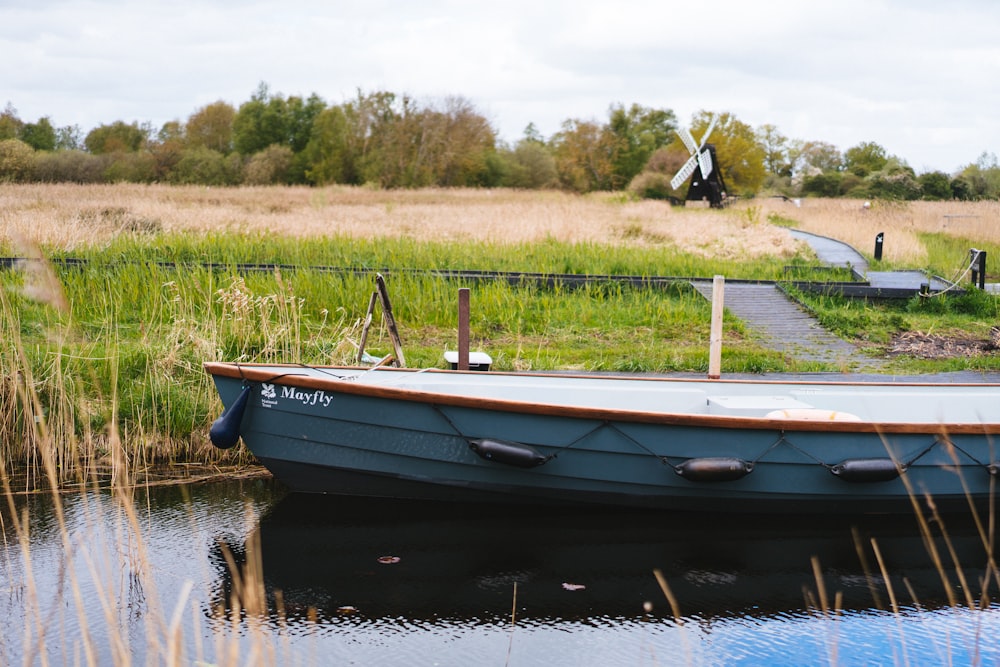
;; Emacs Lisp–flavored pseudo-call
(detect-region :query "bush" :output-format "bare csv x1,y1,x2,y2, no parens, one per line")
918,171,953,200
169,146,242,185
32,150,107,183
801,171,842,197
103,151,157,183
628,171,674,200
243,144,293,185
0,139,35,181
867,171,921,200
498,141,558,189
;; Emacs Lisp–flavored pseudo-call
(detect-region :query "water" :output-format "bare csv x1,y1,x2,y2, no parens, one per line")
3,479,1000,665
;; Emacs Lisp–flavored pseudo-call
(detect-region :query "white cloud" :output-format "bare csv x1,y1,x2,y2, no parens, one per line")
1,0,999,173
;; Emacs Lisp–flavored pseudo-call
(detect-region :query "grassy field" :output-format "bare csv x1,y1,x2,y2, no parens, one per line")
2,184,1000,483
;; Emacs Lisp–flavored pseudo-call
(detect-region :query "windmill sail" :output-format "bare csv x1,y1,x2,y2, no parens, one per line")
698,148,713,180
671,154,700,190
678,127,699,156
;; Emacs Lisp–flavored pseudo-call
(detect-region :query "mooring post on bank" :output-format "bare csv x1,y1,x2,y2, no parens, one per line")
970,249,987,290
458,288,470,371
708,275,724,379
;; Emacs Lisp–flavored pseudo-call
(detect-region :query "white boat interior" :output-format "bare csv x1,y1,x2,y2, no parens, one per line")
231,364,1000,424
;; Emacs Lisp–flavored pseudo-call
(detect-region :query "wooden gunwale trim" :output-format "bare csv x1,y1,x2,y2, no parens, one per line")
204,362,1000,435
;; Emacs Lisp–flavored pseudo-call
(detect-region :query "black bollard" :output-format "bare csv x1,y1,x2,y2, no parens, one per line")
873,232,884,261
971,249,987,290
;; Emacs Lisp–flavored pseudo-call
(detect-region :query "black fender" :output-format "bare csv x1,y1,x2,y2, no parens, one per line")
209,385,251,449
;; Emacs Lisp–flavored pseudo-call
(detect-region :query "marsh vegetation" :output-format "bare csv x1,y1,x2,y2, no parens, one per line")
1,184,1000,483
3,184,1000,665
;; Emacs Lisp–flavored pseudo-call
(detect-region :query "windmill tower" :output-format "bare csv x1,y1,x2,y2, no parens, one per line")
670,115,728,208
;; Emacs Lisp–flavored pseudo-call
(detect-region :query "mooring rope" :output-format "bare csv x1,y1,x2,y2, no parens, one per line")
920,249,985,298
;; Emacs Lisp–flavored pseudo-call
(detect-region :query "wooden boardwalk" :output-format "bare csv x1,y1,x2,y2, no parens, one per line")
689,281,875,367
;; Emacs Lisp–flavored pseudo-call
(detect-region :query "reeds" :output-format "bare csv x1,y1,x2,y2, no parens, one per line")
758,197,1000,272
0,183,802,260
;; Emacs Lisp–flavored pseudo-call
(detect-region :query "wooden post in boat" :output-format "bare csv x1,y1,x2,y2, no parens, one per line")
457,288,470,370
375,273,406,368
708,275,724,379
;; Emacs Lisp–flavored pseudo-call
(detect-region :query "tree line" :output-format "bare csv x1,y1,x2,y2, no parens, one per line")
1,83,998,201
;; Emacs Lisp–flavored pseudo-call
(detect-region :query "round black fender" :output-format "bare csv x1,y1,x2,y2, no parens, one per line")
674,457,753,482
830,458,901,483
209,385,251,449
468,438,549,468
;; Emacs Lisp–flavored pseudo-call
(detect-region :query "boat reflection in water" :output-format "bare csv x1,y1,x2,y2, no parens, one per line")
211,493,998,628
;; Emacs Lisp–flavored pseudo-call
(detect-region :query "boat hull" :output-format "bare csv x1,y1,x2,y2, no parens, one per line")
205,364,1000,514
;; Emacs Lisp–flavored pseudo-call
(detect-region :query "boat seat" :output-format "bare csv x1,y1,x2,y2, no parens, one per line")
706,395,813,417
765,408,862,421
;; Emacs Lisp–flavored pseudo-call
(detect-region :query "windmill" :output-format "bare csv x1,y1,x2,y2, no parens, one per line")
670,115,728,208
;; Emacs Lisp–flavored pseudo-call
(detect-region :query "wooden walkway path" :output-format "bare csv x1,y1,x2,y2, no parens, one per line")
689,281,876,368
690,232,895,368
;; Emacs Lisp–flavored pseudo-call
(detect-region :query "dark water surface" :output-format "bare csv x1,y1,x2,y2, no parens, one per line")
3,479,1000,665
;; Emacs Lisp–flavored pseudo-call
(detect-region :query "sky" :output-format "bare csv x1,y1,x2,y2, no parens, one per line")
3,0,999,175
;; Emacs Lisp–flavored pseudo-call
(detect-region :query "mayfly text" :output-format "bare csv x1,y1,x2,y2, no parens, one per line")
283,387,335,407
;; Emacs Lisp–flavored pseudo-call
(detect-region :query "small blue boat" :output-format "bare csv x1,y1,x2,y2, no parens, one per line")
204,362,1000,513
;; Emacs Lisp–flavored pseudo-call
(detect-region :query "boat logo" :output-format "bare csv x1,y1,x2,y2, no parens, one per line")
260,383,279,409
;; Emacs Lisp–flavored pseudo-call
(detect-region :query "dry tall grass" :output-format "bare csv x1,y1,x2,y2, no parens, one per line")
4,184,999,267
0,184,800,260
756,197,1000,266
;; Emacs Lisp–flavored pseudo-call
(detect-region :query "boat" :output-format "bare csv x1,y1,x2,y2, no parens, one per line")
203,362,1000,513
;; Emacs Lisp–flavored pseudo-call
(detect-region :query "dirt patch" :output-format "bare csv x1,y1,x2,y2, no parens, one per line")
887,331,998,359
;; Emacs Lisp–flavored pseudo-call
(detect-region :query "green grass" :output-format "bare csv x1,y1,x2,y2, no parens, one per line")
919,231,1000,283
4,231,1000,482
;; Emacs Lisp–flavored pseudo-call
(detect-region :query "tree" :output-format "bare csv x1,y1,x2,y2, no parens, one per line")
186,101,235,154
550,118,617,192
522,122,545,144
844,141,888,177
286,93,326,154
84,121,147,154
501,139,558,189
302,104,355,185
788,140,843,175
955,152,1000,199
56,125,83,151
756,123,790,176
606,103,676,189
20,117,56,151
408,96,496,187
302,89,402,187
232,83,290,156
0,103,22,141
150,121,186,180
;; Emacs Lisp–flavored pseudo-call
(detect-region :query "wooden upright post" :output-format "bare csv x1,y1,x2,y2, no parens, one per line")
375,273,405,368
457,288,470,371
356,290,378,364
708,275,724,379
